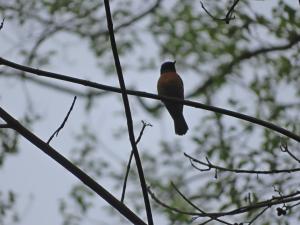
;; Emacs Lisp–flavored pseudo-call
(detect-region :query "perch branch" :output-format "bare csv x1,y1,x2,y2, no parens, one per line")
0,56,300,143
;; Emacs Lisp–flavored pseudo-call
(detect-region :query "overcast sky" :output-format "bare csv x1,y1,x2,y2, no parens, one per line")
0,1,298,225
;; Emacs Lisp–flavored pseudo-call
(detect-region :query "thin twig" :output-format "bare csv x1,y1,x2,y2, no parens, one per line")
197,218,213,225
189,34,300,98
0,106,147,225
0,17,4,30
280,141,300,164
288,201,300,209
248,206,269,225
171,182,231,225
121,121,152,202
1,57,300,143
185,153,300,174
1,71,106,97
224,0,240,23
103,1,154,225
150,185,300,219
148,187,199,216
200,0,240,24
103,0,162,35
47,96,77,144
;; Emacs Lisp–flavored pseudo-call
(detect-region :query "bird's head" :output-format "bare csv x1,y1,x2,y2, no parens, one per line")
160,60,176,74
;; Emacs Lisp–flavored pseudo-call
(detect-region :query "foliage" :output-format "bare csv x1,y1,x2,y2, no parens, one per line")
0,191,18,224
1,0,300,224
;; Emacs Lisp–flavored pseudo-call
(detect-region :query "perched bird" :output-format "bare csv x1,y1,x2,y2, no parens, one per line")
157,61,188,135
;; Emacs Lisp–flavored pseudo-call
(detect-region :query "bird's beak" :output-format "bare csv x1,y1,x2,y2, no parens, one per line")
173,60,176,65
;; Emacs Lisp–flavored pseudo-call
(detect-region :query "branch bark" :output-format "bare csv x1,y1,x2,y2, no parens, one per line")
185,153,300,175
0,106,147,225
103,1,154,225
1,56,299,143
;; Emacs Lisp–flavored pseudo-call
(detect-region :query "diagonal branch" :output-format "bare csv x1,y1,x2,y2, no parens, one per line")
103,1,154,225
47,96,77,144
150,183,300,219
0,17,4,30
189,34,300,98
0,123,11,128
0,57,300,142
148,187,199,216
121,121,152,203
0,106,147,225
200,0,240,24
280,141,300,164
248,206,269,225
100,0,162,35
185,153,300,174
0,72,106,97
171,182,231,225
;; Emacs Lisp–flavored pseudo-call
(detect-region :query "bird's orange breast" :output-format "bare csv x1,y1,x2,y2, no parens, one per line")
157,72,184,98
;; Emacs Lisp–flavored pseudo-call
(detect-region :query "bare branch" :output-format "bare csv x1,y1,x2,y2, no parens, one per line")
280,140,300,164
1,57,300,142
0,123,12,129
149,185,300,220
0,71,107,98
103,1,153,224
200,0,240,24
189,34,300,98
171,182,231,225
0,106,147,225
185,153,300,174
0,17,4,30
148,187,199,216
288,201,300,209
106,0,162,34
121,121,152,202
47,96,77,144
248,206,269,225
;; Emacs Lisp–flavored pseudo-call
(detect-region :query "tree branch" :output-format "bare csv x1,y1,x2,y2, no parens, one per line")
0,123,11,128
0,106,147,225
0,17,4,30
200,0,240,24
185,153,300,174
148,187,199,216
280,141,300,164
248,206,269,225
102,0,161,35
47,96,77,144
1,56,300,143
103,1,154,225
171,182,231,225
189,34,300,98
0,71,106,98
121,121,152,203
150,182,300,219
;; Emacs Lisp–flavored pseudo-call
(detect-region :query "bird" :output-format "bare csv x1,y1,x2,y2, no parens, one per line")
157,61,188,135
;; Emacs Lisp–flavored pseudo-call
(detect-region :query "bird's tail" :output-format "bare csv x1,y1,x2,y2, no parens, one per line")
174,114,188,135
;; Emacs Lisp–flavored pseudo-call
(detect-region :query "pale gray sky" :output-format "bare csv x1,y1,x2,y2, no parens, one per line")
0,1,298,225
